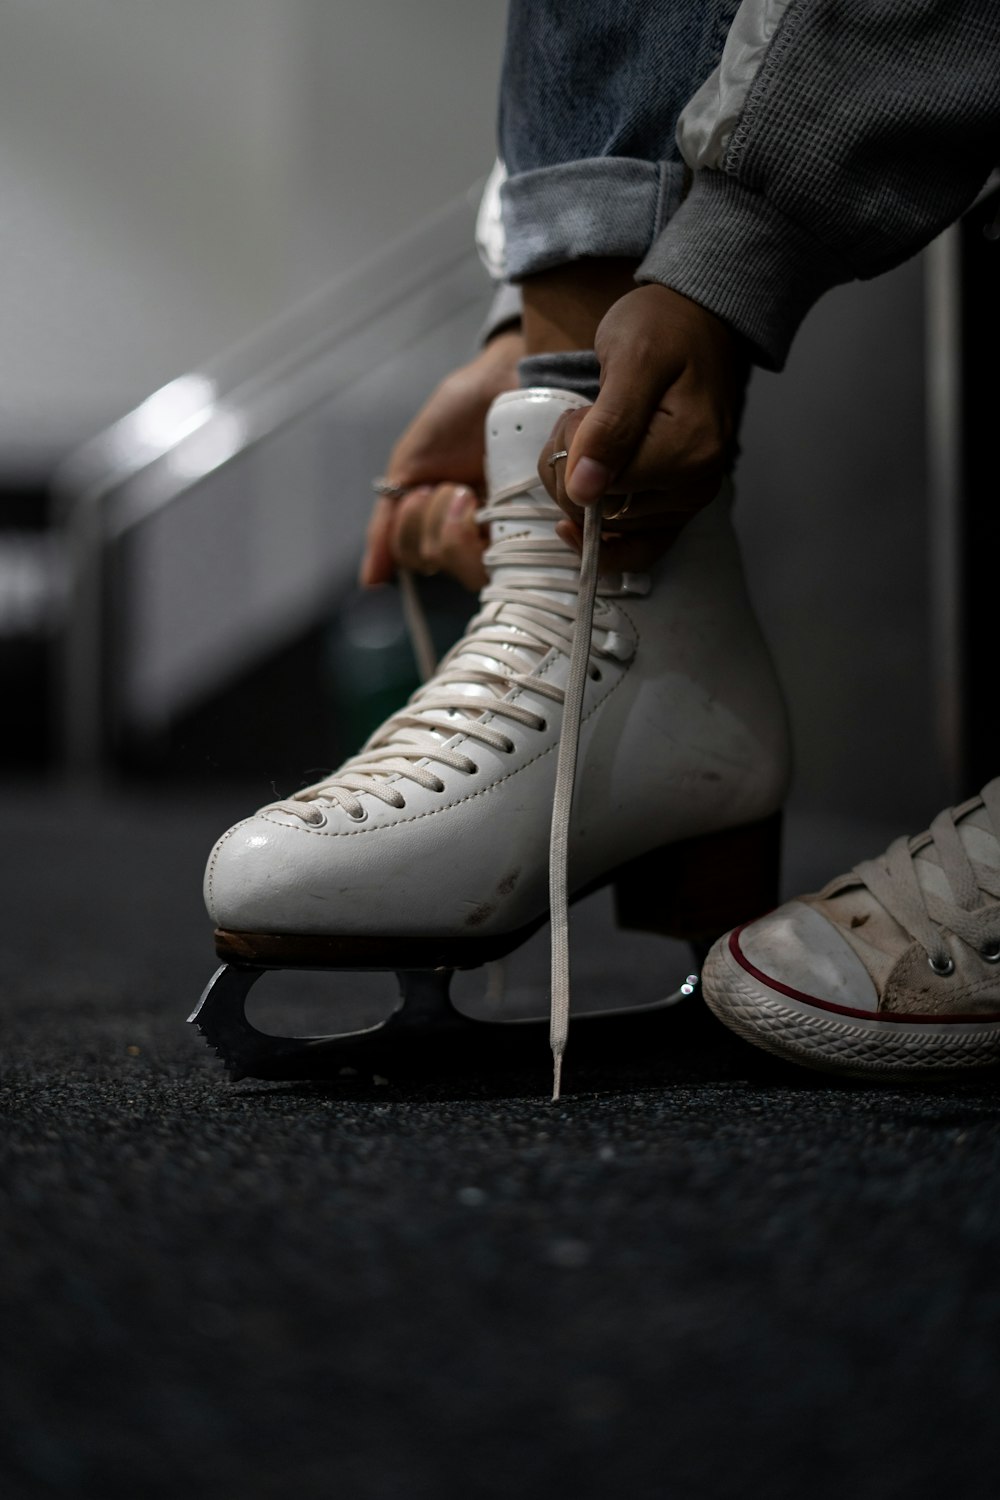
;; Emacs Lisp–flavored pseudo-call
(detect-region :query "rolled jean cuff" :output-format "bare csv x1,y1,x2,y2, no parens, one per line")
500,157,687,280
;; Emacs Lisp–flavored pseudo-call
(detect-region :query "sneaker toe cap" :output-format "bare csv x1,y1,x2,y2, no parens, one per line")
732,900,879,1013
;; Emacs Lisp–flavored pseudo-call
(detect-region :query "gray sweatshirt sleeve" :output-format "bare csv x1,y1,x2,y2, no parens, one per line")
637,0,1000,370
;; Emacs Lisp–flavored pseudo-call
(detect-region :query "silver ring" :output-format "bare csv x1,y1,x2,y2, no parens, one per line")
371,476,408,498
602,494,633,522
547,449,570,468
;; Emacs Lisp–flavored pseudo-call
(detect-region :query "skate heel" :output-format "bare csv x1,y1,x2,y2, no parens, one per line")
613,810,783,944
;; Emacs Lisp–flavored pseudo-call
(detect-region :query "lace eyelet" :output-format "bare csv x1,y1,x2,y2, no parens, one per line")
348,808,369,824
981,941,1000,964
590,667,603,682
465,763,479,775
501,740,515,754
928,953,955,977
536,719,547,733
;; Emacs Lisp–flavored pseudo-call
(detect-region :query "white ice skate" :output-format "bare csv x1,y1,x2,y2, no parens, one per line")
190,388,791,1092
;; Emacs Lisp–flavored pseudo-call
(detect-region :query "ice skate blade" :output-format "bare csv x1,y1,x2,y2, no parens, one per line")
188,963,481,1082
189,960,707,1084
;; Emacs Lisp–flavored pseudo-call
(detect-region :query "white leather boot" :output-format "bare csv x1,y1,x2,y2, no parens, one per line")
202,388,791,1063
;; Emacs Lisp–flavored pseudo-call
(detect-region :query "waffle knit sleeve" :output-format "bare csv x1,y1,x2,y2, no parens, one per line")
637,0,1000,370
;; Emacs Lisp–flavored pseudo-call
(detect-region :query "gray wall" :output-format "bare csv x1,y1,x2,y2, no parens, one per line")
0,0,507,465
737,256,941,826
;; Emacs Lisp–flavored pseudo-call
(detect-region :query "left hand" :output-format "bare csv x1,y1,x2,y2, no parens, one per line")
537,284,748,570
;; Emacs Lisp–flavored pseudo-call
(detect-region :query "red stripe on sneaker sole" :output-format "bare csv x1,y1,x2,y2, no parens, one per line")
728,926,1000,1025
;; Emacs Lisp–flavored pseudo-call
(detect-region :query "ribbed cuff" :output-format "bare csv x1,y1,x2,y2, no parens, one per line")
636,170,853,370
518,351,601,401
478,282,523,347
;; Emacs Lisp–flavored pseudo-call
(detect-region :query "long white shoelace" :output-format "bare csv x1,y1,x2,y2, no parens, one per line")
276,482,606,1098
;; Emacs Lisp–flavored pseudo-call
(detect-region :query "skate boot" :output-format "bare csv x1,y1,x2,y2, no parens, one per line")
192,387,791,1090
701,781,1000,1078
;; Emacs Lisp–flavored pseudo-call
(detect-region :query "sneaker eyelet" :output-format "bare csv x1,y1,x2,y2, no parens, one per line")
981,941,1000,964
465,763,479,775
536,719,547,733
347,808,368,824
590,667,603,682
501,740,515,754
928,953,955,977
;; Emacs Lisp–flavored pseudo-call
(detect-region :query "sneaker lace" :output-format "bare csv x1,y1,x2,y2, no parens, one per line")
275,481,607,1097
853,780,1000,968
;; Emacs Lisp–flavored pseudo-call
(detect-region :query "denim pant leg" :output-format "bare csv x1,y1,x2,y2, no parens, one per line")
498,0,741,278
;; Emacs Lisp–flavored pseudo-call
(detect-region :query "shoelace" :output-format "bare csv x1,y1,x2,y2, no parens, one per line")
276,481,606,1097
854,780,1000,970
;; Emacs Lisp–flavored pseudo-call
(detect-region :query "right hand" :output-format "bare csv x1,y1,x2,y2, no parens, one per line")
537,285,748,574
360,328,524,591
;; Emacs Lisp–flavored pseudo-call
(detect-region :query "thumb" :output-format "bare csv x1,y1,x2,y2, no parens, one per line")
564,343,668,506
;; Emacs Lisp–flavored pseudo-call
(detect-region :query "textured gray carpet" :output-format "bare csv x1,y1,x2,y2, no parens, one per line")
2,784,998,1499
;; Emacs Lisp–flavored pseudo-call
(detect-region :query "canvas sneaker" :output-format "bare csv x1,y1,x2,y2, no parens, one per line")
702,780,1000,1077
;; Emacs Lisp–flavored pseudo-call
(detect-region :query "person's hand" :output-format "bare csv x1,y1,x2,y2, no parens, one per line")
537,285,748,571
360,328,524,591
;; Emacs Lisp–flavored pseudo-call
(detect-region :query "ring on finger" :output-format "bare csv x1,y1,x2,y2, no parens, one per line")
372,476,408,498
547,449,570,468
602,494,633,522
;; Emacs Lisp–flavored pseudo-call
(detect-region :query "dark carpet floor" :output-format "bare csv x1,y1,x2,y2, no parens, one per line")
2,783,998,1499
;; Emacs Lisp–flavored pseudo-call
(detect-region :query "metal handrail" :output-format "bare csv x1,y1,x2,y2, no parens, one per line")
55,181,486,529
55,181,490,772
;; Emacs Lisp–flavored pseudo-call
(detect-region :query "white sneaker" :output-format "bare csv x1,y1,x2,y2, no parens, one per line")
204,388,791,1051
702,781,1000,1077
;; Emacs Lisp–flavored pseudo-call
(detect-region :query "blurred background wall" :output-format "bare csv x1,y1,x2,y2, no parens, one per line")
0,0,508,465
0,0,953,832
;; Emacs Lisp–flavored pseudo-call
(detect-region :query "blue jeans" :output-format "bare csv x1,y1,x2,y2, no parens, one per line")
498,0,741,279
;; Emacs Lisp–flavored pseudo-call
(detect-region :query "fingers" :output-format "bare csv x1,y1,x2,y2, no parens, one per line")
560,287,687,505
358,336,525,590
567,375,726,517
364,482,486,592
437,486,488,591
359,494,397,587
539,407,705,537
543,284,747,526
586,406,729,510
536,364,724,536
389,485,437,573
538,407,590,521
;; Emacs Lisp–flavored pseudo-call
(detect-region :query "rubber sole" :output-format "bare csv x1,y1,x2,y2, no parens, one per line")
702,934,1000,1080
213,921,546,972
